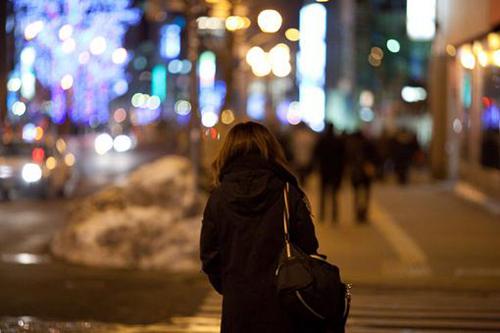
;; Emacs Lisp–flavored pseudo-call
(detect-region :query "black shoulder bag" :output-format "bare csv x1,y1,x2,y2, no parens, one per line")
275,183,351,329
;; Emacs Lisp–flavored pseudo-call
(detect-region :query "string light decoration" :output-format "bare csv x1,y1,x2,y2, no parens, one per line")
12,0,141,125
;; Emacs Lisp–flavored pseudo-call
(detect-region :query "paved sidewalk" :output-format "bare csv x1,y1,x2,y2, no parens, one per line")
303,174,500,290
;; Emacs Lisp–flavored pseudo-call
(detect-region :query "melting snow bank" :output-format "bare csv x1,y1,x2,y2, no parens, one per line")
51,156,201,271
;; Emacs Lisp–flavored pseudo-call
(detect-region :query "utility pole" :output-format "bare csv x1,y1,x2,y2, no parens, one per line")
186,0,202,190
0,0,7,129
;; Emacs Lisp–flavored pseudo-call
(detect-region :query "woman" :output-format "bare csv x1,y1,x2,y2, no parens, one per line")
200,122,323,333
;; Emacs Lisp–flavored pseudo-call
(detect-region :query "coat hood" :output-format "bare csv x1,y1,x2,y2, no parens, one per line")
220,154,297,215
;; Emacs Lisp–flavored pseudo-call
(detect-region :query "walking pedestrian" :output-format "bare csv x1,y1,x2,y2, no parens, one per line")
200,121,327,333
346,130,377,223
289,122,317,186
392,128,419,185
312,123,345,223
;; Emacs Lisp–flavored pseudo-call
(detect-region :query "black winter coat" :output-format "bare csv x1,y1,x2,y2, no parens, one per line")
200,154,322,333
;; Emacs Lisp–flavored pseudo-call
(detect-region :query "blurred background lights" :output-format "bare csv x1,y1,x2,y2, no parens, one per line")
61,38,76,53
58,24,73,40
446,44,457,57
401,86,427,103
12,101,27,116
220,109,235,125
112,48,128,64
298,3,327,132
112,79,129,96
113,108,127,123
64,153,76,167
131,93,148,108
60,74,74,90
459,45,476,69
257,9,283,33
20,72,36,99
46,157,57,170
201,111,219,127
94,133,114,155
78,51,90,64
35,127,44,141
7,77,22,92
146,95,161,109
89,36,107,55
287,101,302,125
22,123,37,142
246,46,266,66
20,47,36,66
175,100,192,115
359,90,374,107
133,56,147,70
251,56,272,77
386,39,400,53
24,20,44,40
368,54,381,67
272,61,292,77
269,43,290,63
477,50,489,67
56,139,67,153
493,50,500,67
285,28,300,42
487,32,500,50
22,163,42,183
360,107,375,122
113,135,133,153
370,47,384,60
160,24,181,59
181,60,192,74
168,59,183,74
225,16,248,31
407,0,436,41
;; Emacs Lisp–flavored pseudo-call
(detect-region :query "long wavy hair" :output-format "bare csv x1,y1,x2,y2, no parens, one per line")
211,121,291,186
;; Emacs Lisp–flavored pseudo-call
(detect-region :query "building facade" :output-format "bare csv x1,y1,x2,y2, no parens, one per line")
431,0,500,199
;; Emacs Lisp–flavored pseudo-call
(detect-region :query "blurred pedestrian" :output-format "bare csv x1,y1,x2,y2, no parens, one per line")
289,122,318,186
375,129,392,181
313,122,345,223
347,130,377,223
200,122,326,333
392,128,419,185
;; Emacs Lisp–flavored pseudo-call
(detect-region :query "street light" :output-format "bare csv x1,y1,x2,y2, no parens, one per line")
257,10,282,33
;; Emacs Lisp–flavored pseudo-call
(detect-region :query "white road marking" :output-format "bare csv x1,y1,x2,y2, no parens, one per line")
371,202,431,275
454,181,500,215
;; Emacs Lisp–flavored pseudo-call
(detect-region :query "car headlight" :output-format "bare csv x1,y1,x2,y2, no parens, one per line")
22,163,42,183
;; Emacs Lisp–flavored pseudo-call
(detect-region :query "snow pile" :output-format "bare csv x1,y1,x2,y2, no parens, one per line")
51,155,202,271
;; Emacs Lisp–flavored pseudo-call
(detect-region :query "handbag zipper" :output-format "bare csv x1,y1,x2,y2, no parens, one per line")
295,291,325,320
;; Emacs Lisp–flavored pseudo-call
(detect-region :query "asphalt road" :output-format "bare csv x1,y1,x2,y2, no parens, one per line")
0,145,211,325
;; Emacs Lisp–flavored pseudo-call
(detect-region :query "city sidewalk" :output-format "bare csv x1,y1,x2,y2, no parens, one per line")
304,173,500,291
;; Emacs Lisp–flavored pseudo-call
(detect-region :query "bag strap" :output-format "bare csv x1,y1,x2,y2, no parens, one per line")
283,182,292,258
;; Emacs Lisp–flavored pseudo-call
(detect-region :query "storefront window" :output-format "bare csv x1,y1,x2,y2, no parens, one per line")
480,67,500,170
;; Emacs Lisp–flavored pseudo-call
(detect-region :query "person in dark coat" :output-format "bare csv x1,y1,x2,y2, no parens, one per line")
312,123,345,223
346,130,377,223
200,122,325,333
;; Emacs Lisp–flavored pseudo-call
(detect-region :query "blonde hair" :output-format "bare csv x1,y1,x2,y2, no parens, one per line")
211,121,290,186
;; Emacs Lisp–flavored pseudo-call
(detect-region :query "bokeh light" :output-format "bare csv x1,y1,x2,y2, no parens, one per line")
221,109,235,125
257,10,282,33
285,28,300,42
175,100,192,115
89,36,107,55
386,39,400,53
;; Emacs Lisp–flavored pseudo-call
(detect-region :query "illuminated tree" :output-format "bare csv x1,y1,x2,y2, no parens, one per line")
12,0,141,125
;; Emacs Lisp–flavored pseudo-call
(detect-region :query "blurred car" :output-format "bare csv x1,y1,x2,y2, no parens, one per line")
0,140,75,200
